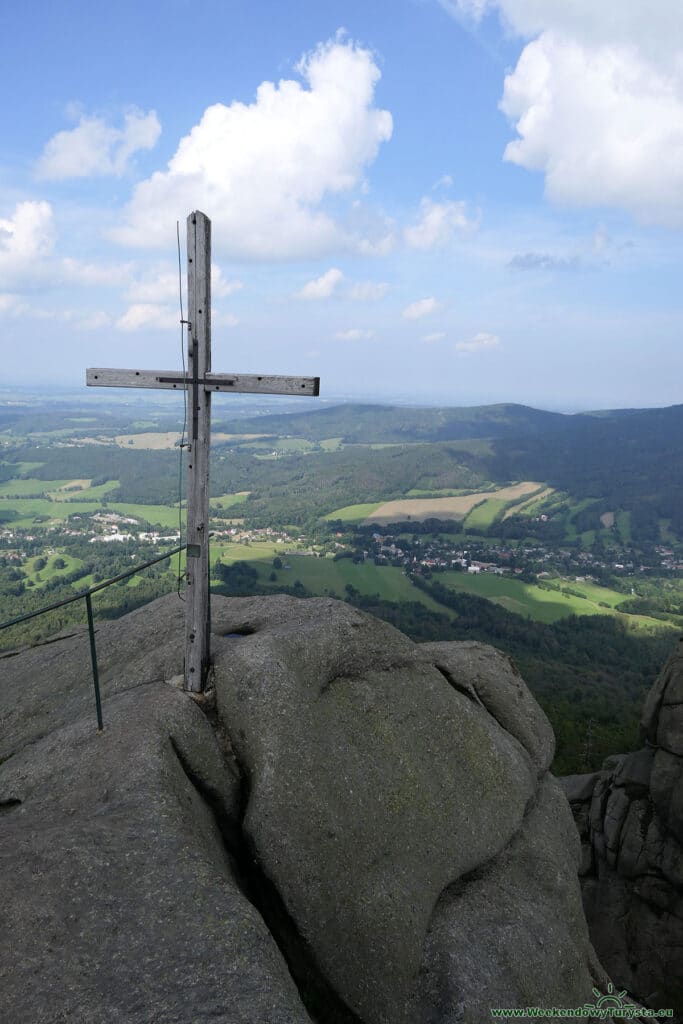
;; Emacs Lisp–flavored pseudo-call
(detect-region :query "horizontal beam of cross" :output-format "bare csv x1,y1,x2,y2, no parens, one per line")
86,367,320,396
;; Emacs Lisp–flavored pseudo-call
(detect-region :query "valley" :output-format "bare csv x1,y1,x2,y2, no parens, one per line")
1,393,681,774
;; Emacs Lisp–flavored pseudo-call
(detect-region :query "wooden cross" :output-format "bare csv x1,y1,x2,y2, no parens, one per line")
87,211,320,692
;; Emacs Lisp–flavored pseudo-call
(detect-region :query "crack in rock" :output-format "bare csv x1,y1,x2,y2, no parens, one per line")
169,733,365,1024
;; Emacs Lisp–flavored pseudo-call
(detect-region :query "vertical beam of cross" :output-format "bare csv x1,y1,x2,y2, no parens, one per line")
86,210,320,694
185,211,212,691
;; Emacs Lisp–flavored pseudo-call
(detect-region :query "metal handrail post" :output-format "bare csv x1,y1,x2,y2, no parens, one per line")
84,592,104,732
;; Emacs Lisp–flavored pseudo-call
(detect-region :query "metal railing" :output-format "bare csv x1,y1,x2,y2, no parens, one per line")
0,544,186,730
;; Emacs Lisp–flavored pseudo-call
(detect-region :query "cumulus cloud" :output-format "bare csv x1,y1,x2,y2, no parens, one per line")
404,197,475,249
347,280,389,301
116,303,178,332
0,201,55,274
126,264,241,303
297,268,344,299
335,328,375,341
421,331,446,342
440,0,682,60
111,40,393,258
455,332,500,352
441,0,683,225
117,299,238,332
402,296,439,320
500,33,683,224
36,108,161,180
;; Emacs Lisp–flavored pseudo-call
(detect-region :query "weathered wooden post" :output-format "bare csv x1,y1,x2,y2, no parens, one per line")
185,211,212,690
87,210,320,693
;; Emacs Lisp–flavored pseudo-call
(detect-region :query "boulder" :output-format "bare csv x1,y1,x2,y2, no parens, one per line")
0,681,312,1024
414,640,556,775
2,593,612,1023
563,640,683,1017
0,593,185,760
211,594,607,1022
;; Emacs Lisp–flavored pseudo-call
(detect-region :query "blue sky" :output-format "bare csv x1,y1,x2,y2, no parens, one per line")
1,0,682,410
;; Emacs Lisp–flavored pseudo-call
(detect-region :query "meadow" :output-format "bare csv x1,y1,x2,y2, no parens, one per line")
326,482,544,526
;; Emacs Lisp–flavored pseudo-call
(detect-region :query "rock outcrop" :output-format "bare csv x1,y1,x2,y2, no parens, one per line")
559,639,683,1018
1,593,611,1023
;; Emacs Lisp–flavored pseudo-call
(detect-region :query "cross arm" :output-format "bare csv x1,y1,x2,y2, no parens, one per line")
87,368,320,396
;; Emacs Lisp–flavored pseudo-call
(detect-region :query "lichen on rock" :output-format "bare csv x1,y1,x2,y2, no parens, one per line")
1,592,613,1023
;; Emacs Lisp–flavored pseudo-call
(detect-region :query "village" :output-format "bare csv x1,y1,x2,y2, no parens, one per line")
2,504,682,598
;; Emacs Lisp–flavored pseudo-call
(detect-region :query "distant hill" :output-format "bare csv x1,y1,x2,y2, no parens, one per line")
490,404,683,540
212,400,683,539
214,402,568,443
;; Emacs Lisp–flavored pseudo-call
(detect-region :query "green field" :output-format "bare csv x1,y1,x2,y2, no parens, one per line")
323,502,383,523
210,491,249,509
0,477,72,497
208,540,672,631
232,553,449,614
243,437,314,453
435,571,669,629
463,498,508,530
211,541,281,566
54,480,120,501
27,553,85,588
0,479,257,529
0,495,184,530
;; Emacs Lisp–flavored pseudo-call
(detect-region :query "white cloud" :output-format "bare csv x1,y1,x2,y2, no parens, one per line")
402,296,439,320
36,108,161,180
500,33,683,224
126,269,178,304
438,0,493,23
347,280,389,301
0,294,18,313
455,332,500,352
0,201,55,274
1,303,112,327
116,303,177,332
433,174,454,189
440,0,682,60
212,266,243,298
421,331,446,342
126,263,242,303
297,267,344,299
404,197,475,249
441,1,683,225
61,257,132,287
111,40,393,259
335,328,375,341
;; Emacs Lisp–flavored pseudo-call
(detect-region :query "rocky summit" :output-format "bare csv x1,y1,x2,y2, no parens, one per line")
560,640,683,1018
1,593,611,1023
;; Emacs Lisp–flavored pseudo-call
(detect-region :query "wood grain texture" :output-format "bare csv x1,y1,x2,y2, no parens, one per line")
87,368,319,396
184,211,211,692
